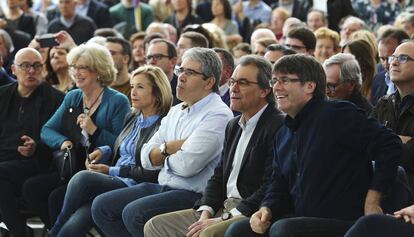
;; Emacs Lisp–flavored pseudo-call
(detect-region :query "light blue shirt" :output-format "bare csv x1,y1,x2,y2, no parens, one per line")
100,113,160,187
385,72,397,95
242,1,271,24
141,93,233,193
76,0,90,17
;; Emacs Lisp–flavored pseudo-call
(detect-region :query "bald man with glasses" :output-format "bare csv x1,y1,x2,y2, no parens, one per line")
0,48,64,237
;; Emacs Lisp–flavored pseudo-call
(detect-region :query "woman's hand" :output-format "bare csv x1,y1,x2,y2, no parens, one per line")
77,113,97,135
85,149,103,167
87,163,109,174
54,31,77,50
60,140,73,150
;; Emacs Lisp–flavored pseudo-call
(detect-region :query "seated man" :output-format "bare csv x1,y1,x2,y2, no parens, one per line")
370,41,414,192
323,53,373,113
226,54,402,237
144,55,284,237
284,27,316,55
0,48,64,237
91,48,233,237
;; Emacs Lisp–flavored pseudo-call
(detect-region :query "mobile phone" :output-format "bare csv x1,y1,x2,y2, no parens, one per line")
38,34,59,48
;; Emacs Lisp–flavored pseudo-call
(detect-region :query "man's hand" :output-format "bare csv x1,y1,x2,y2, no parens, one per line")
186,211,220,237
87,163,109,174
85,149,103,167
149,138,187,166
399,135,412,144
77,113,97,135
250,207,272,234
17,135,37,157
54,30,77,49
364,189,383,215
394,205,414,224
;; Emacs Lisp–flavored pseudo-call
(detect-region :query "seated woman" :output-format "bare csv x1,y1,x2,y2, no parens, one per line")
344,204,414,237
45,46,75,93
21,43,131,230
314,27,340,64
48,65,172,237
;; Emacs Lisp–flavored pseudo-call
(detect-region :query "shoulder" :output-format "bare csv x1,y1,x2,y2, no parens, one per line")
0,82,16,95
103,88,130,105
110,3,122,12
141,2,153,11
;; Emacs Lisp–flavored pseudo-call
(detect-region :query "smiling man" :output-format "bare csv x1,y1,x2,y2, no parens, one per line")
144,55,284,237
226,54,403,237
91,47,233,237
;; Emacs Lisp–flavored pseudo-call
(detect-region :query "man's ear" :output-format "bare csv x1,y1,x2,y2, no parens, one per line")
170,56,178,68
304,81,317,95
11,64,16,75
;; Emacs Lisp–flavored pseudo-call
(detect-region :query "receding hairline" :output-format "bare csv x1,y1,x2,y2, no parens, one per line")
14,48,42,63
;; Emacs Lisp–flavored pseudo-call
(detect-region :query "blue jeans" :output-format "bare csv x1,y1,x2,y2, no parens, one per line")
49,171,126,237
225,217,353,237
91,182,202,237
344,214,414,237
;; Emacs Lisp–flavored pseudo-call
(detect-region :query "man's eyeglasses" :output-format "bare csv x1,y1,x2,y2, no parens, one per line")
326,82,341,92
228,78,260,88
284,44,306,51
269,77,301,86
16,62,43,72
388,54,414,64
145,54,170,61
69,64,90,74
108,50,123,56
175,67,209,78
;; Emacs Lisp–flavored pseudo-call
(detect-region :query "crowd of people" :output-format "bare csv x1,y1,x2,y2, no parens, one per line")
0,0,414,237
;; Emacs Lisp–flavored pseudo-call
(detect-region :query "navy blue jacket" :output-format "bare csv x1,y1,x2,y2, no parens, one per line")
261,98,402,221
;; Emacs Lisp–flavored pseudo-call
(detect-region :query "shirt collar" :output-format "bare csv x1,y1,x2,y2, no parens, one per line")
136,113,160,128
181,92,217,115
60,14,76,28
238,104,268,130
219,83,229,97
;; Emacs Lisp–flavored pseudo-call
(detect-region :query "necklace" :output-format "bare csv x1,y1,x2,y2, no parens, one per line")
83,88,104,115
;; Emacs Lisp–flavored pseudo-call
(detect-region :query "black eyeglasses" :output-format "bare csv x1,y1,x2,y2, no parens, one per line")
175,67,209,78
269,77,301,86
145,54,170,61
16,62,43,72
326,82,341,92
228,78,260,88
388,54,414,64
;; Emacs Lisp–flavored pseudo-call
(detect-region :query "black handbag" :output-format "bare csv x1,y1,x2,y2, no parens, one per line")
52,145,77,182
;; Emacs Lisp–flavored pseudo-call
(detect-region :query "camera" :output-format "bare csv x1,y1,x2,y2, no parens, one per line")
38,34,59,48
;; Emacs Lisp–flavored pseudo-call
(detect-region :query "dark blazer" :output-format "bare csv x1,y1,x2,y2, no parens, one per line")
87,0,112,28
194,104,284,216
371,71,388,106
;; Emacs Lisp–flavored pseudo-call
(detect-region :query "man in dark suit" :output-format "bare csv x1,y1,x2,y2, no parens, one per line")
213,48,234,108
143,55,284,237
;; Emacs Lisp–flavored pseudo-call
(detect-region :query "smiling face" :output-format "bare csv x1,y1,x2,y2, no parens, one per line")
130,73,156,112
315,37,336,63
71,58,99,90
273,72,314,117
230,64,269,118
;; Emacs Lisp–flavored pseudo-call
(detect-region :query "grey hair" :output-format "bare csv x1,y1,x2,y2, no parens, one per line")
0,29,14,53
341,16,367,30
182,47,222,92
238,55,274,103
323,53,362,91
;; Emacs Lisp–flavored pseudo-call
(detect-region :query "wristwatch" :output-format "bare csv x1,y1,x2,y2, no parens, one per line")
221,212,232,221
159,142,170,156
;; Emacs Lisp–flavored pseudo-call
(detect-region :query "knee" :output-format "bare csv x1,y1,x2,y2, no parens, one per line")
67,171,90,187
345,215,387,237
269,219,297,237
225,219,248,237
122,203,142,228
91,195,106,221
200,225,222,237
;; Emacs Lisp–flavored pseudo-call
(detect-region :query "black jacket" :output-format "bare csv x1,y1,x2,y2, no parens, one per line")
370,92,414,190
110,112,161,183
194,104,284,216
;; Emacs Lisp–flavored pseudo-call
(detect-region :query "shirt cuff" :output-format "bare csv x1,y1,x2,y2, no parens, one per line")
109,166,120,177
229,207,242,217
196,205,215,217
97,146,112,164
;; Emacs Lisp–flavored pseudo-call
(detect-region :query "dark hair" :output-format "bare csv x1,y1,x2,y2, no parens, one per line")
342,39,375,98
180,31,209,48
45,47,70,85
218,0,232,20
273,54,326,99
379,28,410,44
233,42,252,54
149,38,177,58
143,33,165,51
213,48,234,71
183,24,214,48
287,27,317,51
238,55,275,103
94,28,122,38
106,36,132,63
267,44,297,55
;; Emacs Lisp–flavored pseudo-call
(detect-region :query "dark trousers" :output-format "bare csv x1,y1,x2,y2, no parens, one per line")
225,217,354,237
0,159,38,237
344,214,414,237
22,172,67,228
